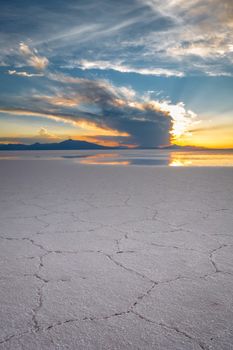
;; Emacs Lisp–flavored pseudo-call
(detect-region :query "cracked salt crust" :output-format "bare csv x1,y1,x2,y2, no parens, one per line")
0,159,233,349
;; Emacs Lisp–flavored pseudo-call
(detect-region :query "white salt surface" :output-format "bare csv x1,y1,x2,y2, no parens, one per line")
0,153,233,349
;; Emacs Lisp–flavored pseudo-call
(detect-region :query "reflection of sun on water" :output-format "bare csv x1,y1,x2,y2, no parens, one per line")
169,152,233,167
169,158,192,167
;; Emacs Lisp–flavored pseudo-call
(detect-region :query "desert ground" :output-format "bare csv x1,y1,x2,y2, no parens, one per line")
0,152,233,349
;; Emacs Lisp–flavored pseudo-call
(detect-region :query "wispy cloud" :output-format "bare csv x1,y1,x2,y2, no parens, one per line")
76,60,184,77
1,0,232,76
19,42,49,70
143,0,233,63
8,70,44,77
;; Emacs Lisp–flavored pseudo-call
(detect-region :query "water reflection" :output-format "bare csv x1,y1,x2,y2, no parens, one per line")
79,153,130,166
1,150,233,166
77,151,233,167
0,156,21,160
77,152,169,166
169,152,233,167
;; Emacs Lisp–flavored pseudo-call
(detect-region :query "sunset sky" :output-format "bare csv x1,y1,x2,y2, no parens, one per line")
0,0,233,148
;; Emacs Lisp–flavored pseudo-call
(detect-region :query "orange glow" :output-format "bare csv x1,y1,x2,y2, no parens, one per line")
1,107,233,150
80,159,130,165
173,124,233,149
73,136,121,147
0,140,24,144
0,108,130,139
75,120,129,137
71,136,136,148
42,96,80,107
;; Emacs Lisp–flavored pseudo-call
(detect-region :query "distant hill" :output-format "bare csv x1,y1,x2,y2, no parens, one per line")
0,139,115,151
139,144,208,151
159,144,207,151
160,145,233,151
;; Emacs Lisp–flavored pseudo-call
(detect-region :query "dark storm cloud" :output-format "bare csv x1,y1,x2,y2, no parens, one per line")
0,73,172,147
37,76,172,147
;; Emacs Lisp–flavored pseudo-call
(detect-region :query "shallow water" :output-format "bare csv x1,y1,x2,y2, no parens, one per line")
1,149,233,166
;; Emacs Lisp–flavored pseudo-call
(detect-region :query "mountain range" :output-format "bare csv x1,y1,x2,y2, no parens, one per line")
0,139,116,151
0,139,232,151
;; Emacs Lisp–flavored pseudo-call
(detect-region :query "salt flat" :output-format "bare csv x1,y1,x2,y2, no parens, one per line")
0,153,233,349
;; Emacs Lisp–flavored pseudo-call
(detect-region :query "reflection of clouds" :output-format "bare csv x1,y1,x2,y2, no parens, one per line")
78,152,130,166
84,153,119,159
81,160,130,166
78,151,233,167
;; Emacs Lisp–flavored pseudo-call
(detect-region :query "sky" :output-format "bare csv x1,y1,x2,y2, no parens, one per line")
0,0,233,148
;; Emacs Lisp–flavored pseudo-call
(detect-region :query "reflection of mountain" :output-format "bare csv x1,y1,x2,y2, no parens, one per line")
0,139,115,151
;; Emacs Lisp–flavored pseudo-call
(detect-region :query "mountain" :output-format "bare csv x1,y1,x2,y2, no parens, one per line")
1,140,233,151
0,139,115,151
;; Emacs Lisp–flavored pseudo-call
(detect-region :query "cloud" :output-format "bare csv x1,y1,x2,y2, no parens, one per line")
47,72,88,84
0,108,77,126
0,134,60,145
19,42,49,70
143,0,233,62
0,61,8,67
37,95,79,107
157,101,198,141
1,0,232,76
48,0,233,75
0,107,130,138
0,74,198,147
75,59,184,77
8,70,43,77
38,127,56,138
